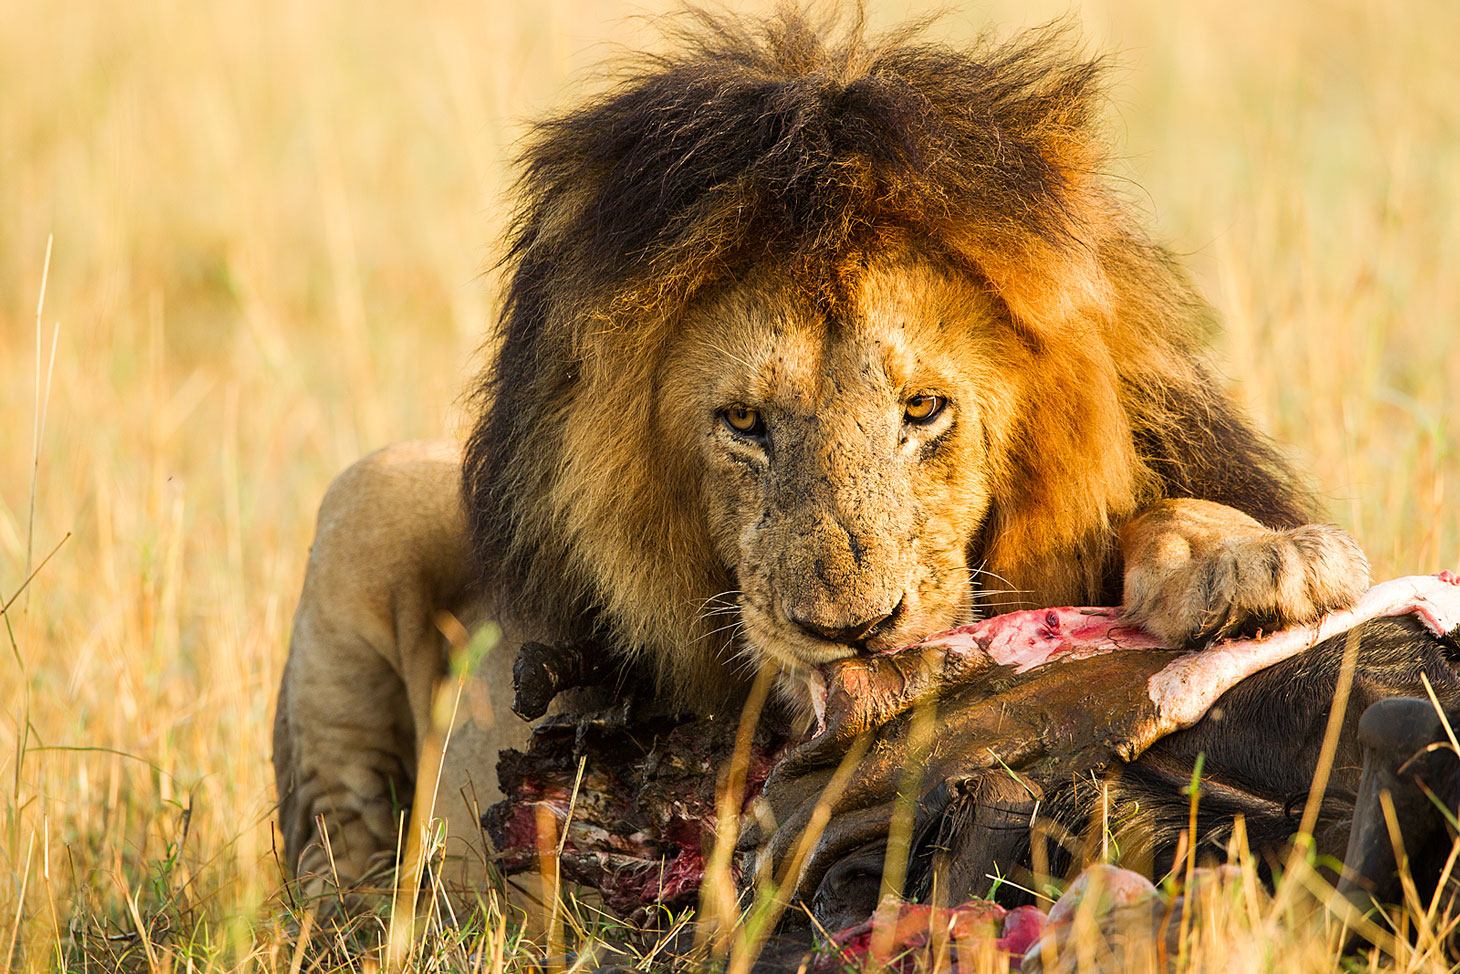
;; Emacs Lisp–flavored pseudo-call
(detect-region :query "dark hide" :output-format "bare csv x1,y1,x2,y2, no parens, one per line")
491,615,1460,957
1336,696,1460,947
797,617,1460,931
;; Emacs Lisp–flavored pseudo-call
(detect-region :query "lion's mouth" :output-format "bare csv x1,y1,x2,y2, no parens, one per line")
739,595,946,670
737,591,978,725
786,595,908,650
739,603,859,670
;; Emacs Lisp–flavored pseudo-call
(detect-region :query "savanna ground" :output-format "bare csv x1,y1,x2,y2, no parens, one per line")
2,0,1458,970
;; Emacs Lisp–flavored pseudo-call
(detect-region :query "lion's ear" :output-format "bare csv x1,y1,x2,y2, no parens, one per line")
943,166,1121,341
974,239,1115,338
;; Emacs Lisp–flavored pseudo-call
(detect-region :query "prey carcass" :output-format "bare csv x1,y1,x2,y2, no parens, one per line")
484,574,1460,965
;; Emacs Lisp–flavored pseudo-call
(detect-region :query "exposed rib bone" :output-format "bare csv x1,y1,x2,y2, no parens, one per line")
1145,572,1460,735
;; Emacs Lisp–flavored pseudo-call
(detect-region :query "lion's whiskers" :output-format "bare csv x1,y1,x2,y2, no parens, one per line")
694,588,744,609
695,619,748,647
960,570,1030,594
694,589,745,627
952,565,1035,619
940,565,1035,625
727,646,764,683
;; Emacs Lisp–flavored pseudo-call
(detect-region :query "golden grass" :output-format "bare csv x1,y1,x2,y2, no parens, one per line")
1,0,1457,970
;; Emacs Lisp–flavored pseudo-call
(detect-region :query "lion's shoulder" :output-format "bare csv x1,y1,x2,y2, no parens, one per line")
305,439,474,611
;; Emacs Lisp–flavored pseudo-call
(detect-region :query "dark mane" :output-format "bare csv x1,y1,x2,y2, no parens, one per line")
463,6,1311,656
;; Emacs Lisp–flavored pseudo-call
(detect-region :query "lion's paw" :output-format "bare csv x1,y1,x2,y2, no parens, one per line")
1121,500,1370,647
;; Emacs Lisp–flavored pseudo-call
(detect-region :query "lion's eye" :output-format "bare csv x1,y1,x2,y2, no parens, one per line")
904,394,947,425
721,405,765,438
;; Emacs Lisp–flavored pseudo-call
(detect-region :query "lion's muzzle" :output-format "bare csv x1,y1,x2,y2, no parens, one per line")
785,594,905,650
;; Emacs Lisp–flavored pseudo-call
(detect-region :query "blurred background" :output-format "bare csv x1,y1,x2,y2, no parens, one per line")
1,0,1456,967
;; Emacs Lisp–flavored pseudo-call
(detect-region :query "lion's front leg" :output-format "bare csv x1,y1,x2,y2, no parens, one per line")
1119,498,1370,646
273,440,528,912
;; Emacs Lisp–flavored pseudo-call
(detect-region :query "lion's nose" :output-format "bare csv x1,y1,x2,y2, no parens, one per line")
789,598,903,649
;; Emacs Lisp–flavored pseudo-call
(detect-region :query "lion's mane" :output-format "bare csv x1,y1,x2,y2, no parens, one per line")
462,8,1309,702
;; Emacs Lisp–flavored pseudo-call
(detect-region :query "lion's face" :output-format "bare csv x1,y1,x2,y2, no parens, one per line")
659,249,1017,680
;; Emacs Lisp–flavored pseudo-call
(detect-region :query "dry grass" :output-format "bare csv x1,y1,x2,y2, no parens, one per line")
1,0,1457,970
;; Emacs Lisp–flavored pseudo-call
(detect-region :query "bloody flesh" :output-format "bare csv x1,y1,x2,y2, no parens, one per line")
483,574,1460,947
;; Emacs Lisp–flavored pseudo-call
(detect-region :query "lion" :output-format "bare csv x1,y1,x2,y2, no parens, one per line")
272,9,1370,906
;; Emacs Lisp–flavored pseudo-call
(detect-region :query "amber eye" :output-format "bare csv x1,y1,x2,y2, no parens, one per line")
721,405,765,437
904,394,947,425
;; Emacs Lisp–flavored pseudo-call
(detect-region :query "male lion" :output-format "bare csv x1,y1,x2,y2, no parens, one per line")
272,10,1370,904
